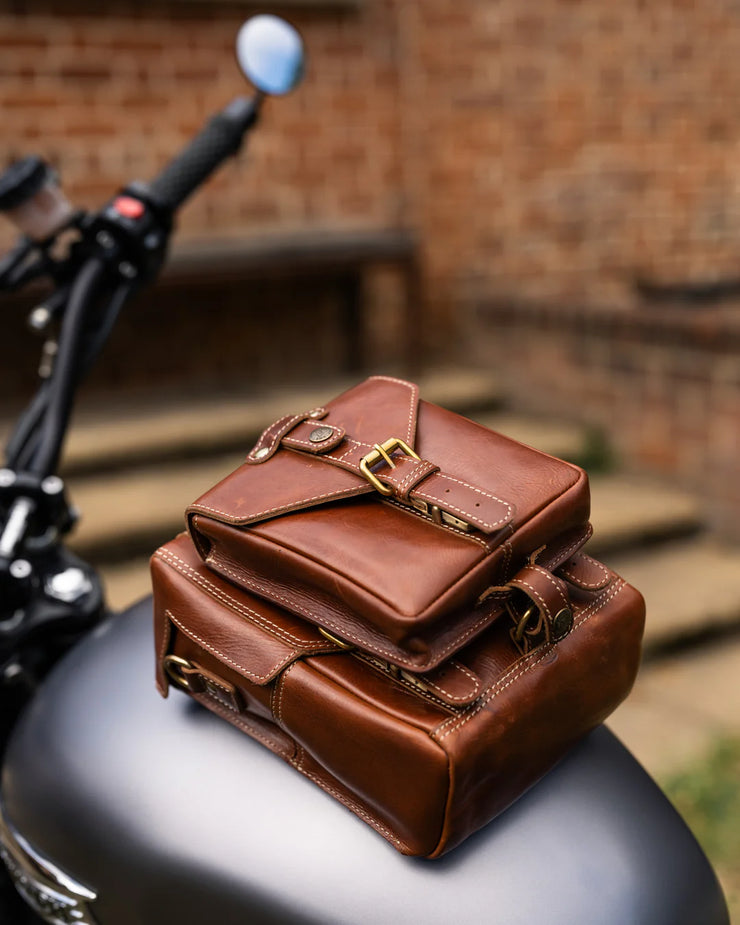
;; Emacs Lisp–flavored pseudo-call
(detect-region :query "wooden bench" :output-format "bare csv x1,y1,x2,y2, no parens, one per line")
164,227,422,372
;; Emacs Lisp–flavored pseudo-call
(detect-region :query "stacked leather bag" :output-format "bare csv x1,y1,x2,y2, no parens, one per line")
152,376,645,858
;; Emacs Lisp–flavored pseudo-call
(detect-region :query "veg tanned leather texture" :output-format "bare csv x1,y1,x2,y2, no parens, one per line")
152,534,645,858
187,376,593,671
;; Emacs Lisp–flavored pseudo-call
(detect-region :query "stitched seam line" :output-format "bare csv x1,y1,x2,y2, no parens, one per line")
208,555,417,663
190,482,368,522
158,610,172,664
283,426,343,450
165,609,291,683
433,473,513,519
540,528,592,569
330,435,369,464
527,565,570,612
207,543,494,670
275,662,298,727
434,579,627,739
413,485,507,531
352,652,455,711
194,692,293,758
295,760,408,850
248,413,301,459
385,459,438,498
418,659,481,702
511,577,553,620
369,375,417,445
156,549,326,649
559,553,611,589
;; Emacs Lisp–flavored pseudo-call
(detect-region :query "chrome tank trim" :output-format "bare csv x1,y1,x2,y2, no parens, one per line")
0,802,98,924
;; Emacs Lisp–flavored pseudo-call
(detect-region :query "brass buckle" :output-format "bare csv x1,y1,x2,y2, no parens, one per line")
359,437,420,496
163,654,196,692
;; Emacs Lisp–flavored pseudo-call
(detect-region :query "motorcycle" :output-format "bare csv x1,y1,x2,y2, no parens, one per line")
0,15,730,925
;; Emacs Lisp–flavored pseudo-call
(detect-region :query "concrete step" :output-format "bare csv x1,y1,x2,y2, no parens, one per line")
603,537,740,654
68,451,246,562
69,453,704,568
471,411,590,465
1,367,502,477
102,557,157,612
102,534,740,651
608,633,740,779
588,474,703,557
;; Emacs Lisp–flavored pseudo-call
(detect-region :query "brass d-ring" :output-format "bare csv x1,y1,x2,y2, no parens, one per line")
163,654,195,692
512,604,542,642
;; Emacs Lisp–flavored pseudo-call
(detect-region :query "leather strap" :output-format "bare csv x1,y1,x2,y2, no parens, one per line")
279,419,513,534
478,563,574,654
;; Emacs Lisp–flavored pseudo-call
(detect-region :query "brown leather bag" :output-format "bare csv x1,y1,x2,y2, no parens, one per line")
186,376,594,671
152,534,644,858
152,377,645,856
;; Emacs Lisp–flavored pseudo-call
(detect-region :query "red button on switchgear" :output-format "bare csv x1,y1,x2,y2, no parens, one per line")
113,196,145,219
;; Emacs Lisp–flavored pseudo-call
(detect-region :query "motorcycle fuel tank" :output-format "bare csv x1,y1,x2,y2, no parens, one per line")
0,597,730,925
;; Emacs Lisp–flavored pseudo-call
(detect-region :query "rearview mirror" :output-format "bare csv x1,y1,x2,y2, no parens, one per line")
236,15,305,96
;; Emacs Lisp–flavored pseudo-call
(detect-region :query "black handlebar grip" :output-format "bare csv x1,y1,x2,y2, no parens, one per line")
148,97,258,214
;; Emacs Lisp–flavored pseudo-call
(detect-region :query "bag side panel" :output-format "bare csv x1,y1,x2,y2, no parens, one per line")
430,577,645,856
277,657,452,857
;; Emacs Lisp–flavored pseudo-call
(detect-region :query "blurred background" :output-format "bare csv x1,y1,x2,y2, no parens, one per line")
0,0,738,912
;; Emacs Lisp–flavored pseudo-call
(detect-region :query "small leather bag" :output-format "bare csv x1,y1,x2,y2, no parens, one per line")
152,377,645,857
186,376,594,671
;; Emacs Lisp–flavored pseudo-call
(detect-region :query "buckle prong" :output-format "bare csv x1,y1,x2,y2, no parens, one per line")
359,437,420,496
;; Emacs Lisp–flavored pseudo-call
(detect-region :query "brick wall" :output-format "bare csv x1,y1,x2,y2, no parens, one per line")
4,2,740,330
0,1,403,246
468,298,740,539
2,0,740,528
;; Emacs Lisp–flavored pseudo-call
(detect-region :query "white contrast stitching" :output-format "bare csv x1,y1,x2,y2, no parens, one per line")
434,580,627,740
559,553,611,589
209,544,496,670
165,609,293,683
283,425,343,450
521,565,570,613
539,527,593,569
193,692,294,759
431,473,513,521
190,482,369,521
298,763,408,850
275,662,298,727
158,610,172,664
248,413,301,460
156,549,326,649
208,555,419,662
510,577,553,620
369,376,418,444
424,660,481,702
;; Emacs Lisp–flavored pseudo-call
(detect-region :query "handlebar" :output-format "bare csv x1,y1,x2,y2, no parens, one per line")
148,97,260,214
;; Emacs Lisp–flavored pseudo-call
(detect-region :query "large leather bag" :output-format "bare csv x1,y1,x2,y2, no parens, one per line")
152,533,644,858
152,377,645,857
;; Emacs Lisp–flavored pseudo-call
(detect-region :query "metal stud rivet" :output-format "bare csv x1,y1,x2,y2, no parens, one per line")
551,607,574,642
254,447,270,459
309,426,334,443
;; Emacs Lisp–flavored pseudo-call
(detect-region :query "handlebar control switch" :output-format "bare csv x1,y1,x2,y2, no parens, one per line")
0,157,74,242
86,184,171,284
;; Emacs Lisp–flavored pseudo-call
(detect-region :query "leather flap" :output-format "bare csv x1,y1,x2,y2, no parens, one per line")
187,376,419,529
187,376,518,535
152,535,339,687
